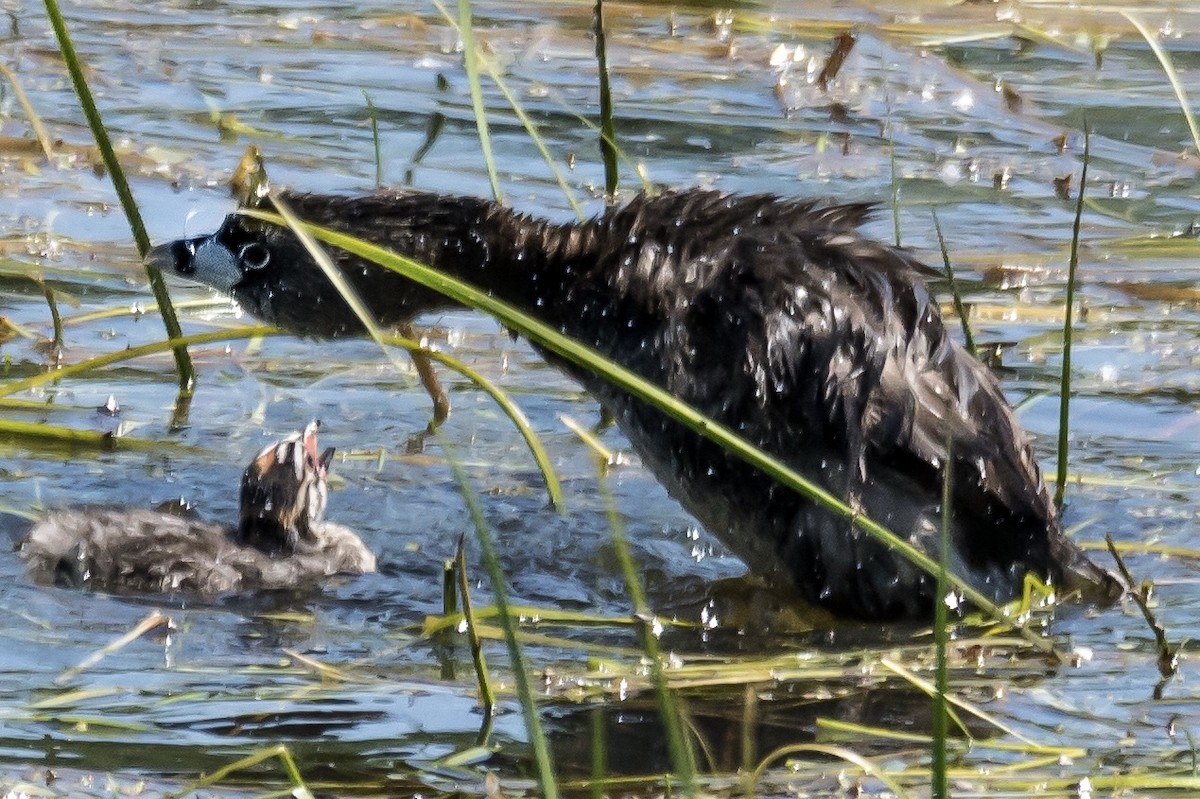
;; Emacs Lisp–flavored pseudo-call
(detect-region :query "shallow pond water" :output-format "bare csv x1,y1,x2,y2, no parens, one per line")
0,0,1199,795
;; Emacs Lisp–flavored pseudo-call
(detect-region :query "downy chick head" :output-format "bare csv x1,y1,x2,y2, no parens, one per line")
239,420,335,555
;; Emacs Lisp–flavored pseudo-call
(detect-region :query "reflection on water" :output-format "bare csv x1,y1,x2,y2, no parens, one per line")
0,0,1198,794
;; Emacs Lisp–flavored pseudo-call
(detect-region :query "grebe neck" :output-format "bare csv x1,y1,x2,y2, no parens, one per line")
282,190,602,329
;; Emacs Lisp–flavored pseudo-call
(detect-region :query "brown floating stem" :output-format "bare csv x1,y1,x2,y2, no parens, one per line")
56,611,170,685
817,31,856,92
1105,534,1176,680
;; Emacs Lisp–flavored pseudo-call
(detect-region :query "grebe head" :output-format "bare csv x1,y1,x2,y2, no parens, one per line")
149,206,397,339
150,213,288,298
239,420,336,555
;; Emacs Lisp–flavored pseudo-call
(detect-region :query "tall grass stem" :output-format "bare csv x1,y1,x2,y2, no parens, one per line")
931,438,952,799
364,90,383,187
262,192,558,500
42,0,194,392
591,706,607,799
1054,124,1089,508
932,209,977,360
431,0,583,218
597,463,697,795
271,192,457,425
593,0,619,197
456,0,502,201
440,437,559,799
42,286,63,351
888,105,901,247
455,537,496,744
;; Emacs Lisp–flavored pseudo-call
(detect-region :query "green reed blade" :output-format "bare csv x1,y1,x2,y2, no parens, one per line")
271,192,563,506
1054,124,1088,509
594,0,619,197
597,462,697,795
430,0,584,219
165,743,311,799
931,437,952,799
932,209,977,360
42,0,194,394
752,743,915,799
455,536,496,746
590,705,607,799
0,325,276,399
440,436,560,799
0,63,55,162
364,90,384,187
455,0,502,202
1122,12,1200,158
268,198,568,507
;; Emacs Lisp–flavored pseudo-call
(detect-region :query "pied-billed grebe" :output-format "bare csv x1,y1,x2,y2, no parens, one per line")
149,189,1118,619
21,421,375,595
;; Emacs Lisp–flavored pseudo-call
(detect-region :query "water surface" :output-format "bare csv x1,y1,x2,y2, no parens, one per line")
0,0,1198,795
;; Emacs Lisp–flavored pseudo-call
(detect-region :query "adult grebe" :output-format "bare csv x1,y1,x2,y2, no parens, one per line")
21,421,376,595
149,189,1117,619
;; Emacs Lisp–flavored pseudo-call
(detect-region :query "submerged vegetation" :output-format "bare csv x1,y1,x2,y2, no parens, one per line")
0,0,1198,797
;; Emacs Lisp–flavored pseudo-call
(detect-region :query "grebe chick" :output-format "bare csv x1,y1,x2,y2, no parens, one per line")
21,421,375,596
150,189,1118,619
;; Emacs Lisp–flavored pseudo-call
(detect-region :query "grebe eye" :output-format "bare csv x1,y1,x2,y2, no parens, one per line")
238,242,271,270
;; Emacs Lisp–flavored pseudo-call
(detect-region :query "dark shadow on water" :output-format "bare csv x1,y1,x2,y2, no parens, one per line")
545,685,992,779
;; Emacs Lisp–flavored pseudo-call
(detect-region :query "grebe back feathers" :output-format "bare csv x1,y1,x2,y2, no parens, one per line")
151,189,1117,618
